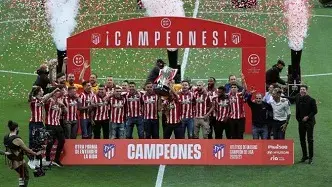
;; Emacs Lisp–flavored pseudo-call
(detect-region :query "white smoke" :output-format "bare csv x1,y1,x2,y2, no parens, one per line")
284,0,310,51
45,0,80,51
141,0,185,17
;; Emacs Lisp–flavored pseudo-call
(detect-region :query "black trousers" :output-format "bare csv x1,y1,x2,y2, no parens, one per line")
215,120,231,139
93,120,109,139
229,118,245,139
45,125,65,162
299,122,315,159
208,116,217,139
163,123,185,139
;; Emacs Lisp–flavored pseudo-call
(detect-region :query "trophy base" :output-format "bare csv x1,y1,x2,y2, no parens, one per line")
153,84,170,96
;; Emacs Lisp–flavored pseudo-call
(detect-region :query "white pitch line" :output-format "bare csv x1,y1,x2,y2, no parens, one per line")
181,0,200,81
155,1,200,187
1,70,332,81
1,10,332,24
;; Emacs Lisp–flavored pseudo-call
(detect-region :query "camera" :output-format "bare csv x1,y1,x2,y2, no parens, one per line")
31,127,52,177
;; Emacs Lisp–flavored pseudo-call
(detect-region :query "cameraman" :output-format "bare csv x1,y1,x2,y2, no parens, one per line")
3,120,41,187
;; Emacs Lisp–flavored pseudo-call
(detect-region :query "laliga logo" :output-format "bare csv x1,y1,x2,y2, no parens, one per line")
73,54,85,67
161,18,171,29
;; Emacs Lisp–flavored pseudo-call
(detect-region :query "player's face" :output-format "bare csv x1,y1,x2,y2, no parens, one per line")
54,90,62,98
98,87,106,96
122,82,129,91
217,89,224,96
208,79,215,87
231,85,238,93
196,83,204,91
84,83,92,93
129,84,136,92
145,84,153,93
114,88,122,96
107,77,113,85
90,75,97,84
68,88,77,97
58,76,66,84
229,76,237,84
68,74,75,83
181,82,189,91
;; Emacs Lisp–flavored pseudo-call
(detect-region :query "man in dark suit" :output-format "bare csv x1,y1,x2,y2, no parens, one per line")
292,85,318,164
266,60,286,87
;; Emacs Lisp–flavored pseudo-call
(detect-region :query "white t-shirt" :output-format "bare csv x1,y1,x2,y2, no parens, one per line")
270,99,291,121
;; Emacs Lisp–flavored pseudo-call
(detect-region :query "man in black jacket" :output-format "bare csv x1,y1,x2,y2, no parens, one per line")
294,85,317,164
247,92,272,139
266,60,286,87
146,59,165,84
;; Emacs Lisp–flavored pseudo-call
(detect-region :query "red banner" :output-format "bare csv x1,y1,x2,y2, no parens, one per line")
60,140,294,165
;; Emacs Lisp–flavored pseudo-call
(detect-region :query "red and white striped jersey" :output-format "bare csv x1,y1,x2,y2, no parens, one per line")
229,92,246,119
109,96,126,123
178,91,194,119
63,96,79,121
44,98,62,126
163,100,181,124
215,97,231,122
141,93,159,120
92,95,109,121
207,88,218,117
194,92,212,118
79,91,94,119
29,97,44,122
126,92,142,117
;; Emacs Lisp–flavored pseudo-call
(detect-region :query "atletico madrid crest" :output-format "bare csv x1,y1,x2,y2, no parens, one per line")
213,144,225,159
103,144,116,160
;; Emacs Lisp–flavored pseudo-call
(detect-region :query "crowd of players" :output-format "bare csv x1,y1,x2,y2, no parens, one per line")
28,58,318,166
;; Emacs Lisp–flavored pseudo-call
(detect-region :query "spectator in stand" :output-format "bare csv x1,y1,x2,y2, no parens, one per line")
266,59,286,88
270,88,291,140
193,81,214,139
225,75,244,93
178,80,195,139
247,92,272,139
78,81,94,139
141,82,161,139
63,86,81,139
125,82,144,139
207,77,217,139
90,85,109,139
108,86,127,139
162,89,184,139
214,86,231,139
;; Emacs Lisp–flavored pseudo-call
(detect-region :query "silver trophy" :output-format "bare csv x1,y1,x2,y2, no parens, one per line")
154,66,178,96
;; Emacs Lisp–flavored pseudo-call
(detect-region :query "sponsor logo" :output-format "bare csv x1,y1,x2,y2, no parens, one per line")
103,144,116,160
213,144,225,159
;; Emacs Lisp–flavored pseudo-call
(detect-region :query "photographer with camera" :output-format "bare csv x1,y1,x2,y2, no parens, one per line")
3,120,41,187
44,87,67,167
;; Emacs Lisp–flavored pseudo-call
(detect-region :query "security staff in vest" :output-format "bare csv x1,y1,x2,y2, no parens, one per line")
3,120,41,187
286,85,318,164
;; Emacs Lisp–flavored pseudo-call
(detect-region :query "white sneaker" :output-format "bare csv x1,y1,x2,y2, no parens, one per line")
27,160,36,170
42,158,51,166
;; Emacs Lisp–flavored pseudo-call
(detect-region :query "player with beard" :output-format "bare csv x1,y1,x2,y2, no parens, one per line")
90,86,109,139
141,82,161,139
63,87,81,139
193,81,215,139
79,62,99,94
107,86,127,139
44,87,67,167
79,81,95,139
125,82,144,139
207,77,217,139
66,73,82,90
162,89,184,139
178,80,195,139
105,76,117,93
266,60,286,87
214,86,231,139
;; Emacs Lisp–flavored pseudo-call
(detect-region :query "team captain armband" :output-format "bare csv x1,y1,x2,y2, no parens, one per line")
231,0,257,8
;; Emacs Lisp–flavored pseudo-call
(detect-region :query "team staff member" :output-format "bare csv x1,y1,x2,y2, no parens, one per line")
286,85,318,164
270,89,291,139
3,120,41,187
266,60,286,87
